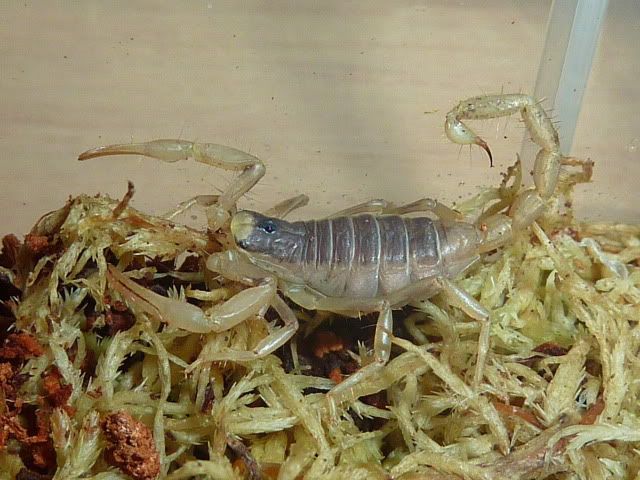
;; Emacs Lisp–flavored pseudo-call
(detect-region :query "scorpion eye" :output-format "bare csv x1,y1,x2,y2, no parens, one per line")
260,220,277,234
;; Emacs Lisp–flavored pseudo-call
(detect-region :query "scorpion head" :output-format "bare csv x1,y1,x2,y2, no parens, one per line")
231,210,306,264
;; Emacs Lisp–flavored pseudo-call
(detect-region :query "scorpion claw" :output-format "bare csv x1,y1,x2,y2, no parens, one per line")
106,265,210,332
107,264,284,336
78,140,196,163
78,143,147,161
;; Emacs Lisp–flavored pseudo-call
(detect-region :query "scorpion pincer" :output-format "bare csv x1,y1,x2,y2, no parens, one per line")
79,94,576,411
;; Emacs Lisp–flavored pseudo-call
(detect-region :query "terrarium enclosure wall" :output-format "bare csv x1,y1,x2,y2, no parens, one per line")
1,0,638,236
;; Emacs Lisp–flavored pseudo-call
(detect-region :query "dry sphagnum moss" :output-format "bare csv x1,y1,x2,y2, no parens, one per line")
1,158,639,480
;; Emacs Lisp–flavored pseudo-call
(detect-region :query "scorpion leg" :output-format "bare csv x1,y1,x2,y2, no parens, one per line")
383,275,489,387
326,199,393,218
385,198,464,222
285,278,447,414
434,278,490,388
326,197,462,222
79,140,266,230
328,302,392,420
283,286,394,416
162,194,219,220
264,194,310,219
164,192,309,222
203,251,301,361
293,292,393,420
286,272,490,410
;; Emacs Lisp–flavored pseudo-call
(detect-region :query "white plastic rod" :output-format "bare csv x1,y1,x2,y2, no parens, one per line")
522,0,608,160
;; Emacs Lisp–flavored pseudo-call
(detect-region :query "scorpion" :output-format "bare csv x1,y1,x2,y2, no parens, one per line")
79,93,576,412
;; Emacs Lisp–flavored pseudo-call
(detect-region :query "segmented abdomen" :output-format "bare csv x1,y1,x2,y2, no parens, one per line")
297,215,444,298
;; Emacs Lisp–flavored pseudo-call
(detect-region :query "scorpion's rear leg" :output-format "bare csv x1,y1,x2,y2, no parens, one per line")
434,278,490,389
328,302,392,420
79,139,266,230
390,276,490,388
285,288,394,420
285,276,487,415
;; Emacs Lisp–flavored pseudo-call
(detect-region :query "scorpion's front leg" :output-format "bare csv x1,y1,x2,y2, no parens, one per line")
79,140,266,230
264,194,310,219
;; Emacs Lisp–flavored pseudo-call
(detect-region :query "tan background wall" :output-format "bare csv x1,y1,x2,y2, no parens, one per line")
1,1,638,236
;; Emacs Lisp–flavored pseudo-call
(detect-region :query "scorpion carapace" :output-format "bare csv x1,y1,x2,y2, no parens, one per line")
79,93,585,417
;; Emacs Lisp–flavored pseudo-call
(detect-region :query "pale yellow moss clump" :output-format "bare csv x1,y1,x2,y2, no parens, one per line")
1,159,639,479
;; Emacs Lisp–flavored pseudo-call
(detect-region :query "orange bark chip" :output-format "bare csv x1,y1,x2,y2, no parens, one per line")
0,333,44,362
311,331,345,358
101,411,160,480
42,367,72,408
24,234,49,255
